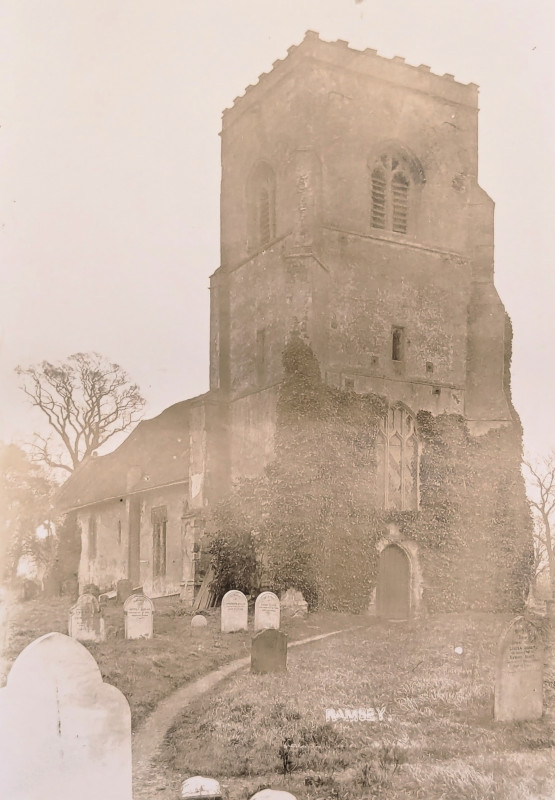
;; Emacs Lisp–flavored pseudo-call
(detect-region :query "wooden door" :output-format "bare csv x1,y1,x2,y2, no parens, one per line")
376,545,410,620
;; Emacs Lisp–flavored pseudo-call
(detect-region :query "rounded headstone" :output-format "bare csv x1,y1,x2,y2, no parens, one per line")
249,790,297,800
220,590,248,633
191,615,208,628
254,591,280,631
123,593,154,640
181,776,222,799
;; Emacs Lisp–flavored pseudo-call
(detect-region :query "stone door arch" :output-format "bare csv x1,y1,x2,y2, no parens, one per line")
376,544,410,620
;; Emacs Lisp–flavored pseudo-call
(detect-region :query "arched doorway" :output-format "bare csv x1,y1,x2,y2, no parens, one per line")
376,544,410,620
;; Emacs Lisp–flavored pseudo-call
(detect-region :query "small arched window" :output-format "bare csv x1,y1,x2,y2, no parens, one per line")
371,154,413,234
375,404,419,511
88,515,97,561
247,162,276,251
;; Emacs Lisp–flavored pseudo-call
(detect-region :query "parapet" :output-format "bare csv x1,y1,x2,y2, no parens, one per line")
222,30,478,128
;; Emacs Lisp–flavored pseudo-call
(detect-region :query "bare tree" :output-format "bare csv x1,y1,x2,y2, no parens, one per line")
16,352,145,474
523,454,555,598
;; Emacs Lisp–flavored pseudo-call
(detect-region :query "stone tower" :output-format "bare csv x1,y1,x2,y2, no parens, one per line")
209,31,513,484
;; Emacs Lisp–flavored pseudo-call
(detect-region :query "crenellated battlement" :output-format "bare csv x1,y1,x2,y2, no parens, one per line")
222,30,478,127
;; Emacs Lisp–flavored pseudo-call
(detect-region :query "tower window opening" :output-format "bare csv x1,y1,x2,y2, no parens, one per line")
258,187,271,247
392,327,404,362
247,162,276,251
370,154,413,235
88,515,97,561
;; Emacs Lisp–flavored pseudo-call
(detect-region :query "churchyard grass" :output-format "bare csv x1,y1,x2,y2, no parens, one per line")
158,613,555,800
1,594,361,728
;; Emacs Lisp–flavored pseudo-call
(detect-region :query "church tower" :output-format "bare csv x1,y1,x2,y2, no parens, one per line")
210,31,513,483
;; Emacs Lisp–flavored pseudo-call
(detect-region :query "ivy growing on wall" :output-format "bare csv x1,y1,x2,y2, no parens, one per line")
208,333,533,613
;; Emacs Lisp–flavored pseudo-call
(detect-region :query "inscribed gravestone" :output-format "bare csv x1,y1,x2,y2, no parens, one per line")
494,616,544,722
0,632,132,800
221,590,248,633
254,591,280,631
251,629,288,674
68,592,105,642
191,614,208,628
124,593,154,639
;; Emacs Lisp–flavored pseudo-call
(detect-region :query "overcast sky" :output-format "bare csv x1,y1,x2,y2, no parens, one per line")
1,0,554,460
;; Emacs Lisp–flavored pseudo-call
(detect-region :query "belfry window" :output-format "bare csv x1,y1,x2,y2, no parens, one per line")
247,162,276,251
375,405,419,511
371,155,411,234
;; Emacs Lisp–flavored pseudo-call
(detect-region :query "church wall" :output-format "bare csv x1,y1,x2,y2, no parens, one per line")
303,61,478,256
229,387,278,481
77,500,128,592
321,229,472,414
139,485,185,598
77,485,187,598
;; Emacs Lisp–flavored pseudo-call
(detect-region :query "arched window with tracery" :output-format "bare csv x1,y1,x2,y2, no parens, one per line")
375,404,419,510
370,153,416,235
247,162,276,251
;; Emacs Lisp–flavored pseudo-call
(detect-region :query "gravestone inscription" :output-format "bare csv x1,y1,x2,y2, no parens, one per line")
124,593,154,639
494,616,544,722
221,590,248,633
254,591,280,631
0,632,132,800
68,593,105,642
251,629,288,674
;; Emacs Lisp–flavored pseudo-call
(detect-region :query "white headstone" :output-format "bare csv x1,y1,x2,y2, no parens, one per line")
221,590,248,633
249,790,297,800
181,775,222,799
191,614,208,628
254,591,281,631
124,593,154,639
68,592,105,642
0,632,132,800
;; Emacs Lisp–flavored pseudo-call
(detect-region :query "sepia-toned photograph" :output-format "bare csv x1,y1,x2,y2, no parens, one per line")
1,2,555,798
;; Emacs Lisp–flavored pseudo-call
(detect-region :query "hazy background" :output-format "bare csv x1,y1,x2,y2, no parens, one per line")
1,0,553,460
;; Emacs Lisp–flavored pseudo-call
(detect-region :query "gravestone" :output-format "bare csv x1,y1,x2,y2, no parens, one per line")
250,791,297,800
124,593,154,639
251,629,288,674
181,776,222,799
221,590,248,633
191,614,208,629
117,578,133,604
494,616,544,722
68,592,105,642
0,632,132,800
254,591,281,631
280,588,308,618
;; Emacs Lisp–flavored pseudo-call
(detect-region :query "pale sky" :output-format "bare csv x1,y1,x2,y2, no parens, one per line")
1,0,554,460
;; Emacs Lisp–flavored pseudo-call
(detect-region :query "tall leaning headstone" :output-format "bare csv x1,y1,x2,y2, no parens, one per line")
254,591,280,631
0,632,132,800
494,616,544,722
68,592,105,642
221,590,248,632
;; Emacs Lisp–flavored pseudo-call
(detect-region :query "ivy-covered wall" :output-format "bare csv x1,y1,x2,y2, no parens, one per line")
207,334,533,614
